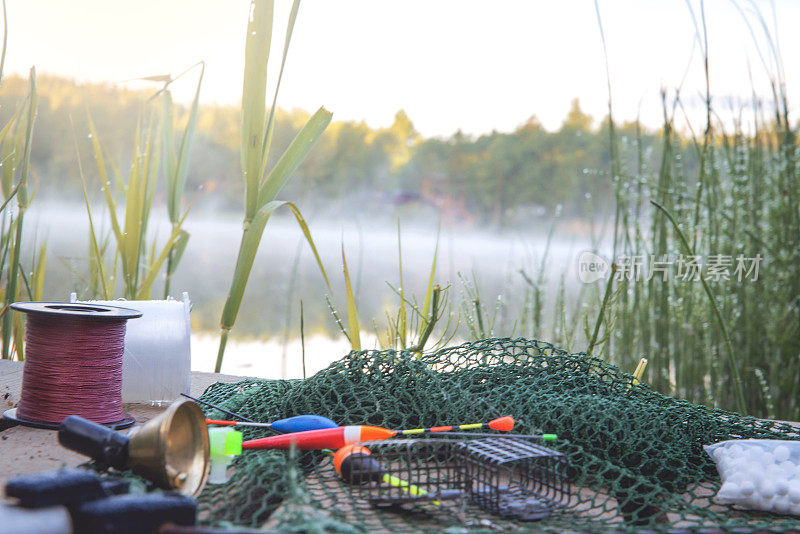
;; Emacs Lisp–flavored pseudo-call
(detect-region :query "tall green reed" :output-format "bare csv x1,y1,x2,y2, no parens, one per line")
80,65,203,301
82,112,182,300
0,67,38,360
589,1,800,418
215,0,332,372
329,222,454,355
161,63,204,299
0,6,45,363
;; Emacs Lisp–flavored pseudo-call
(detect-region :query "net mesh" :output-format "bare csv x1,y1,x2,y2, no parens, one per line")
195,337,800,532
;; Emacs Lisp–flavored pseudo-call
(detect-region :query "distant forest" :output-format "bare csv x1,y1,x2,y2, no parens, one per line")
0,74,679,226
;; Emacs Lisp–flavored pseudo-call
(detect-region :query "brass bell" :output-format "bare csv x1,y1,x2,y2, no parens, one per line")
59,399,210,495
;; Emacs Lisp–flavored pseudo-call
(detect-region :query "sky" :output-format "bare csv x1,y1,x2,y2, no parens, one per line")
3,0,800,138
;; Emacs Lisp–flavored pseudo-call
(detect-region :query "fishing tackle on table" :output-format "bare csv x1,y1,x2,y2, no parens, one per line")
181,393,338,433
242,416,518,450
206,414,338,433
333,444,446,504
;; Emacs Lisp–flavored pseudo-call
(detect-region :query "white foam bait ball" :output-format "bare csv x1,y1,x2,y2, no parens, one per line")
755,450,775,468
774,445,791,463
743,466,763,481
718,482,740,499
745,448,762,461
744,495,762,509
760,481,777,500
729,444,744,456
788,481,800,504
774,497,791,514
766,464,785,480
728,470,748,486
708,441,800,514
724,458,753,471
778,460,795,473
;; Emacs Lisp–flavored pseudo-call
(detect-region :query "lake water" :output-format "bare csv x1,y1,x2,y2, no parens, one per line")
21,204,595,377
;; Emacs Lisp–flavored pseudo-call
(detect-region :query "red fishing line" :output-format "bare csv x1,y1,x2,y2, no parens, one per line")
16,314,128,424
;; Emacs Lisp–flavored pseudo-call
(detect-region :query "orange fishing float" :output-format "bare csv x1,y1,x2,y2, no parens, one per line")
242,425,393,450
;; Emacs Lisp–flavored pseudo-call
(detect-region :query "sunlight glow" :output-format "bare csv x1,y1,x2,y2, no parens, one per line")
4,0,800,136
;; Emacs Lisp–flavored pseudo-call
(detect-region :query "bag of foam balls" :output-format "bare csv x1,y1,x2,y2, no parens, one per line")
705,439,800,516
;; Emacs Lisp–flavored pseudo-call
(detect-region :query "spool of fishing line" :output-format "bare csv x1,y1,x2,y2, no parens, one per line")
4,302,142,430
70,293,192,403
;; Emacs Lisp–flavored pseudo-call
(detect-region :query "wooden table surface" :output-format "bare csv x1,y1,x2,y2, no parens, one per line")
0,359,249,495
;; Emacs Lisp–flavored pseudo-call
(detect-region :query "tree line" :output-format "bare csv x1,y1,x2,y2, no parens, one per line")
0,74,670,225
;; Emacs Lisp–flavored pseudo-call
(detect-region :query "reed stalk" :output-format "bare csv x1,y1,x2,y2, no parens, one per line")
1,68,36,360
583,1,800,417
215,0,332,372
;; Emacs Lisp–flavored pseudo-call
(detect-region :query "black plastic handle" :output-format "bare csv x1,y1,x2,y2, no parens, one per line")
58,415,130,470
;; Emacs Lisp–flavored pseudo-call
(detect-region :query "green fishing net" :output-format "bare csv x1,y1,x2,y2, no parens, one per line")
196,337,800,532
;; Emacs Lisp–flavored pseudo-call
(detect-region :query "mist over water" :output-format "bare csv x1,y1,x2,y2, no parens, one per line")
22,203,595,376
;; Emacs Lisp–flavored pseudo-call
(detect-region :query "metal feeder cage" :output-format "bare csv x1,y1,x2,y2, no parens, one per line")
344,436,569,521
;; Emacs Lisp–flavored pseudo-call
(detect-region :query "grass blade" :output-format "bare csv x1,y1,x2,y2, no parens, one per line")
257,106,332,208
161,64,203,298
3,68,36,359
650,198,746,414
215,0,331,372
396,220,407,349
215,200,329,371
241,0,273,222
12,308,23,361
166,230,190,276
586,263,617,357
32,241,46,300
164,62,203,223
281,201,330,290
73,118,110,300
16,67,36,208
0,103,23,198
0,0,7,84
219,200,329,331
421,227,439,328
215,208,269,372
121,120,144,294
134,208,190,299
162,91,177,212
342,244,361,351
261,0,300,177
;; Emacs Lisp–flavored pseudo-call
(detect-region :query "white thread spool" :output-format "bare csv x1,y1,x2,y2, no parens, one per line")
70,292,191,403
